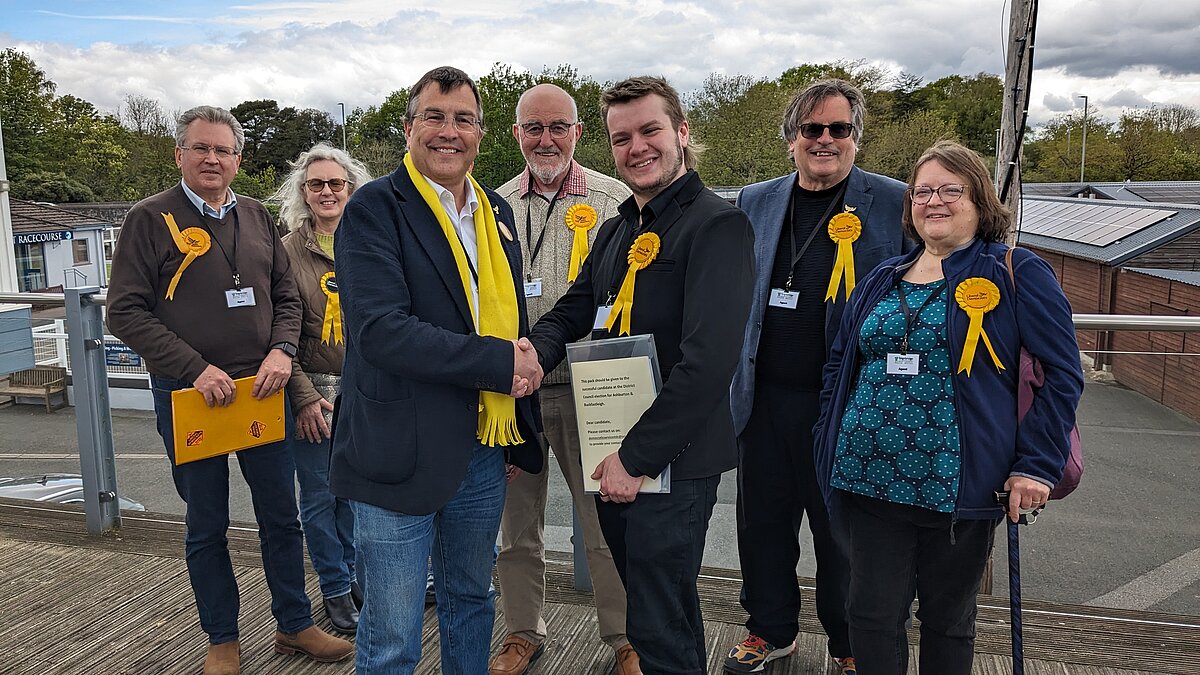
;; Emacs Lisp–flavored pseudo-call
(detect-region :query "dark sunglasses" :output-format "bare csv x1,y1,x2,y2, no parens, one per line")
305,178,352,193
798,122,855,140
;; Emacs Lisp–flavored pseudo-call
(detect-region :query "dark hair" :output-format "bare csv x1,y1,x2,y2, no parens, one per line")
405,66,484,129
601,76,697,170
781,79,866,145
901,140,1012,243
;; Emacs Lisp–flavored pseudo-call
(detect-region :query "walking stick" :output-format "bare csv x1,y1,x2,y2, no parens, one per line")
995,491,1042,675
1007,517,1023,674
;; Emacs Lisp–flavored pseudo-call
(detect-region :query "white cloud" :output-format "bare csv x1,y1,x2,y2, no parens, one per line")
3,0,1199,131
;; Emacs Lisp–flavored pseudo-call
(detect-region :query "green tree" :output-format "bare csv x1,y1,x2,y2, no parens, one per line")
476,63,535,187
0,48,58,181
687,74,791,185
228,100,338,183
350,89,408,176
231,166,278,200
859,110,955,180
116,94,178,200
49,95,130,200
17,171,97,202
918,74,1003,154
1112,110,1179,180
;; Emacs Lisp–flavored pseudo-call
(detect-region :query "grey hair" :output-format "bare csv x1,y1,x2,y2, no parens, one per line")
274,143,373,232
780,79,866,145
175,105,246,153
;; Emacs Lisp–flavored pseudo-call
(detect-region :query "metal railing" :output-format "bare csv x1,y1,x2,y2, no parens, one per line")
2,289,1200,544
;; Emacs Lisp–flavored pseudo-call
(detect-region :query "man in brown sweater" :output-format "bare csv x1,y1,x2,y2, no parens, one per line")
106,105,351,675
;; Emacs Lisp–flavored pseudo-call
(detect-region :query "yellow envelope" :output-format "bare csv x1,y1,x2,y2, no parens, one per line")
171,376,285,465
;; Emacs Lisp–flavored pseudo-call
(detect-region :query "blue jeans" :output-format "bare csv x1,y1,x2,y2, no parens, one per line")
841,492,997,675
352,443,506,674
151,375,313,644
291,431,355,598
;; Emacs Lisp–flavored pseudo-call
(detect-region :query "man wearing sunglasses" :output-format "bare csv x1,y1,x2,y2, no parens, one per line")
725,80,913,675
107,105,353,674
490,83,636,675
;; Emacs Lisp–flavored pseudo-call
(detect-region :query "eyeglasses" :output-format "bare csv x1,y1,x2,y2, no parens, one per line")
908,184,967,205
518,122,577,139
180,144,239,159
413,110,482,132
305,178,353,193
798,122,855,140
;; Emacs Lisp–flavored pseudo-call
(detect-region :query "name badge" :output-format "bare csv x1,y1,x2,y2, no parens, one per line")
886,352,920,375
593,304,613,330
225,287,256,308
524,278,543,298
768,288,799,309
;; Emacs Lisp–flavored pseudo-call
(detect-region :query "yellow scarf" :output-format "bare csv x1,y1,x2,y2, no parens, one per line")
403,153,524,446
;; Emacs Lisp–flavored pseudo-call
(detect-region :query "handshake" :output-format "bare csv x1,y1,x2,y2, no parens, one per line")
511,337,544,398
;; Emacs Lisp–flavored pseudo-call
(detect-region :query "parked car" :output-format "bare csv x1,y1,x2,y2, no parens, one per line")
0,474,145,511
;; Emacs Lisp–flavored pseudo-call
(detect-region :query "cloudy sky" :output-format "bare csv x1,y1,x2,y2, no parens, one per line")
2,0,1199,129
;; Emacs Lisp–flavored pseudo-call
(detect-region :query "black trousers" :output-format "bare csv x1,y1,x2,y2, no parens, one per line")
842,492,998,675
596,475,720,675
736,384,852,657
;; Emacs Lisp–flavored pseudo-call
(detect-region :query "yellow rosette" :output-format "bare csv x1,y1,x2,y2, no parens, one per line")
565,203,598,282
954,277,1006,376
605,232,661,336
824,210,862,301
319,271,342,345
162,212,210,300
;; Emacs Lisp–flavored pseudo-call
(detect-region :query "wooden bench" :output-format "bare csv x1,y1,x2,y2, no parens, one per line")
0,365,68,412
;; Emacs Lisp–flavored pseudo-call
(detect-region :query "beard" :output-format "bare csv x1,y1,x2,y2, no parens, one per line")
621,139,685,199
528,152,571,189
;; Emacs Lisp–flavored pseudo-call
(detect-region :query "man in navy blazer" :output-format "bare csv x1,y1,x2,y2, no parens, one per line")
724,80,913,675
330,66,544,674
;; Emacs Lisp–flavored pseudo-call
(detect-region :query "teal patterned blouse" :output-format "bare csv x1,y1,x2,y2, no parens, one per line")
832,279,962,512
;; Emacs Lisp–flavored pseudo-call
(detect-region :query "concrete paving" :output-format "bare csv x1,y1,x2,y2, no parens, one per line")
1,379,1197,616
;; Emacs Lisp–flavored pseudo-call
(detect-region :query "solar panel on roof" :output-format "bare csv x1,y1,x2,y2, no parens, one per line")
1127,186,1200,204
1020,200,1175,247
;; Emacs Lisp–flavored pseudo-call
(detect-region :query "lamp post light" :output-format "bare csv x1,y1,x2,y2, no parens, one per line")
338,102,347,150
1078,95,1089,184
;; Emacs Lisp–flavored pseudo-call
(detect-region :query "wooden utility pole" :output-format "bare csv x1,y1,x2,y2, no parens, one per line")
997,0,1038,232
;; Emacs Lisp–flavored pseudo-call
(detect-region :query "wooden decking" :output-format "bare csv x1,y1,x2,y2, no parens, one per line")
1,497,1196,674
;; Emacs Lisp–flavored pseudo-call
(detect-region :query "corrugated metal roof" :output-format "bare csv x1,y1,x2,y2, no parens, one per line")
9,199,112,234
1124,267,1200,287
1023,181,1200,204
1015,196,1200,265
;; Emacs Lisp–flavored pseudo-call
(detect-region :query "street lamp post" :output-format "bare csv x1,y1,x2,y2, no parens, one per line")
338,102,347,150
1078,95,1089,184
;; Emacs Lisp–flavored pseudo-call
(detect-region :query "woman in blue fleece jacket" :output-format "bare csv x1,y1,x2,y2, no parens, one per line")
813,141,1083,674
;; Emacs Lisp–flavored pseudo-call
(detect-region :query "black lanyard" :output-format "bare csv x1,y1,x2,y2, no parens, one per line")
524,177,569,278
896,279,946,354
192,203,241,289
783,183,848,291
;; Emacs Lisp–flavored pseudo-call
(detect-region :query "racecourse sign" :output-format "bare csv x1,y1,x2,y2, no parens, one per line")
13,230,73,245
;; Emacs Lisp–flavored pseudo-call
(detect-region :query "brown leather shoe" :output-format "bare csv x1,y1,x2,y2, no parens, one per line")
489,634,545,675
615,644,642,675
203,640,240,675
274,625,353,663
